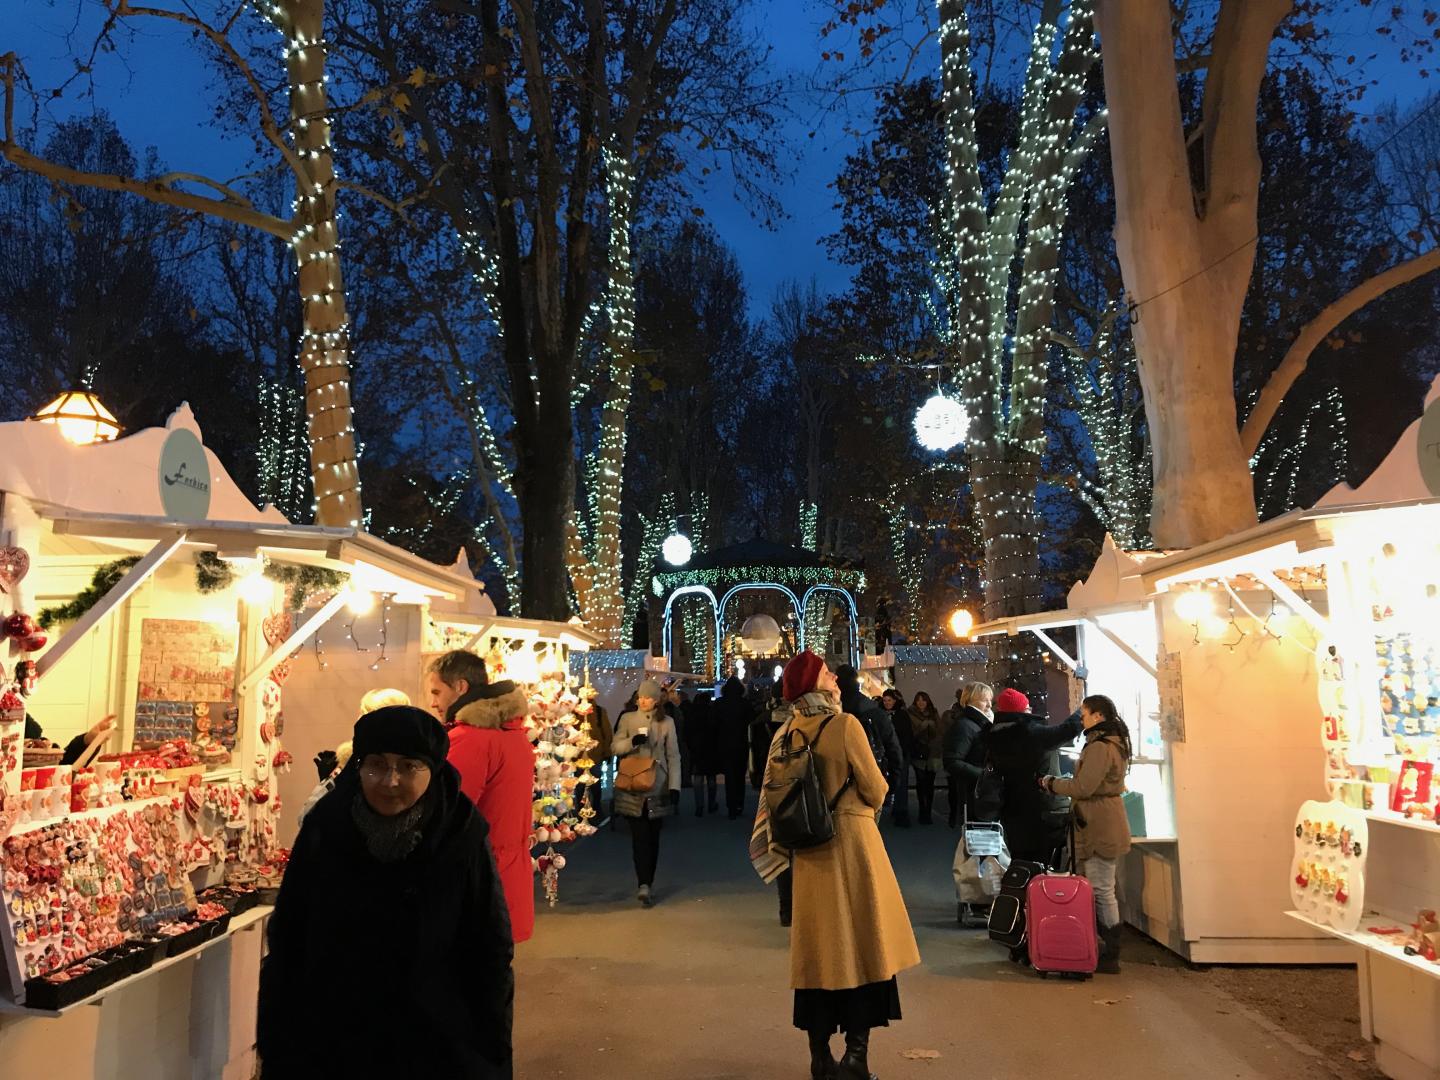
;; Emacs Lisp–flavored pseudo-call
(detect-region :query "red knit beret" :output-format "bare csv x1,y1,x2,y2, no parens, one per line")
994,688,1031,714
782,651,826,702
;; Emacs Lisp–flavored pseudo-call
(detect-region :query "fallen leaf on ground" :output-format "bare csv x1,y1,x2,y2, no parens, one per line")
1093,998,1122,1006
901,1049,941,1060
1347,1050,1369,1062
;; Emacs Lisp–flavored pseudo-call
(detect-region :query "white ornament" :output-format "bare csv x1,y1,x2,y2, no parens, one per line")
913,393,969,452
662,533,693,566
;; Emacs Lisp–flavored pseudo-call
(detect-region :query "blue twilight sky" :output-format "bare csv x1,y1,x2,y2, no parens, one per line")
2,2,1431,321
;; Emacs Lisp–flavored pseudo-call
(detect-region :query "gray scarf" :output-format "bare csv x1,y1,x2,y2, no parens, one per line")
350,793,428,863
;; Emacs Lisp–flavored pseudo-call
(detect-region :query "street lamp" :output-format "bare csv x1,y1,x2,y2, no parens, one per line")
31,390,121,445
948,608,974,639
661,533,693,566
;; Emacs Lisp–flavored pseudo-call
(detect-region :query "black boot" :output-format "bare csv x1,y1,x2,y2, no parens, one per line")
836,1028,877,1080
1097,924,1122,974
807,1031,836,1079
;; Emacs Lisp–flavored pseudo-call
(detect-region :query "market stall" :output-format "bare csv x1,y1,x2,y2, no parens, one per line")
0,407,494,1077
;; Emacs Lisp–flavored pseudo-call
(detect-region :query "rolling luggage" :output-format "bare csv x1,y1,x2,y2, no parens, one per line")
986,857,1046,950
1026,872,1098,977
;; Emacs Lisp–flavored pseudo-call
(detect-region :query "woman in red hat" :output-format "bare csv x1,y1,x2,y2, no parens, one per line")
758,651,920,1080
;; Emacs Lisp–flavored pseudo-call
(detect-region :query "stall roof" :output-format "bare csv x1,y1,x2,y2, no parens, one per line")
970,600,1153,639
41,508,476,599
426,610,601,650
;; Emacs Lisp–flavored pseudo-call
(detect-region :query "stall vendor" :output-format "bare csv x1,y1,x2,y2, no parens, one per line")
25,713,116,766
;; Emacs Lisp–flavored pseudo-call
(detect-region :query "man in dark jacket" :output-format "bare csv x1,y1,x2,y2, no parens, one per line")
835,665,902,798
683,690,719,816
713,677,754,819
980,688,1083,865
258,706,514,1078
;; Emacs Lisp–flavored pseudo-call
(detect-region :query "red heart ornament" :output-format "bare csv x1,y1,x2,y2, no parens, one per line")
0,547,29,592
268,659,292,686
262,611,292,647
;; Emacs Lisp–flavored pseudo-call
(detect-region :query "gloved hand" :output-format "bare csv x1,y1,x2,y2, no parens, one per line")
314,750,338,781
630,731,649,747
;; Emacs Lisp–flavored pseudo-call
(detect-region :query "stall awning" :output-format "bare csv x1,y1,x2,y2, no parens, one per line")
970,600,1152,639
41,509,475,599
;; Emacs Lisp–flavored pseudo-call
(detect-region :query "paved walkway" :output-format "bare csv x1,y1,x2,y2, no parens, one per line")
515,792,1375,1080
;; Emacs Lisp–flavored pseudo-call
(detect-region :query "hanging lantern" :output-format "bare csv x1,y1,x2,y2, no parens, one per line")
31,390,121,445
913,393,969,452
661,533,693,566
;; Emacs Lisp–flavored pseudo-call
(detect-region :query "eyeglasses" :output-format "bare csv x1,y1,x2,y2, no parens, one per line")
360,759,431,782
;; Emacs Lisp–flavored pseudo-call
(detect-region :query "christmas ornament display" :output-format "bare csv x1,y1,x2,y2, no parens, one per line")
1290,799,1367,932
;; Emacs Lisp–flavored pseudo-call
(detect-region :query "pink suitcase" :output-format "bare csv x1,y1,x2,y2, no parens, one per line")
1025,873,1098,977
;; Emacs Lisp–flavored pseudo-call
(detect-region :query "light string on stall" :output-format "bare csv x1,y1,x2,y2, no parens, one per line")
369,594,391,671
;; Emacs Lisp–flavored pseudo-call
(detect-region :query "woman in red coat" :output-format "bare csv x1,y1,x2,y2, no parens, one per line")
448,680,537,943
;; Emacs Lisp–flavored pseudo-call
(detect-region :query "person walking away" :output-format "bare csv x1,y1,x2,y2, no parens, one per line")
980,688,1082,865
258,706,513,1078
714,676,755,819
447,679,537,943
881,689,913,827
685,689,719,816
907,692,942,825
835,665,896,782
1041,694,1133,973
424,650,491,723
612,679,682,906
942,683,993,826
758,652,921,1080
936,691,962,827
665,685,691,790
299,687,409,825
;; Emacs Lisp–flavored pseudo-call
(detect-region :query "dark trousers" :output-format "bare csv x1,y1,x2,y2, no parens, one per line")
777,867,793,923
946,771,962,827
889,752,910,824
692,773,718,814
724,755,748,815
915,768,937,824
629,807,664,886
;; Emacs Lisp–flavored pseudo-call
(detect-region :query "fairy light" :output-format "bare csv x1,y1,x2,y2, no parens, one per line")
799,500,819,550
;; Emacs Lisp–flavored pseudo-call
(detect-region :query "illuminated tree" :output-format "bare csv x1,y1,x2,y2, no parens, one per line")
933,0,1102,694
2,0,362,527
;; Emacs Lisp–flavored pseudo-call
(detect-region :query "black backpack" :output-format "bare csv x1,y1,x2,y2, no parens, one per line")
971,757,1005,822
764,714,854,850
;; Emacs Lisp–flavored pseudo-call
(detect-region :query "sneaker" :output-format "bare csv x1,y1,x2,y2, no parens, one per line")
638,884,653,907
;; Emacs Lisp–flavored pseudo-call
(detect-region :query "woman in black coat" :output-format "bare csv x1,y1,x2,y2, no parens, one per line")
257,706,515,1079
979,688,1083,865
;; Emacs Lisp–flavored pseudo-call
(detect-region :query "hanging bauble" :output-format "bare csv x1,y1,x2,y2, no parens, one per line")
661,533,693,566
913,392,969,452
739,614,782,655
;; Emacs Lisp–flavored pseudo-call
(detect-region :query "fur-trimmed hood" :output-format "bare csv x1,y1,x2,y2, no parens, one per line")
453,683,530,729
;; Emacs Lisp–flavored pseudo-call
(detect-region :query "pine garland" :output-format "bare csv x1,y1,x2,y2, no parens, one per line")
38,558,141,629
194,551,348,609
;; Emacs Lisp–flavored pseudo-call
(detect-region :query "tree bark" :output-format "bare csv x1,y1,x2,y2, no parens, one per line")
1240,245,1440,455
1095,0,1269,548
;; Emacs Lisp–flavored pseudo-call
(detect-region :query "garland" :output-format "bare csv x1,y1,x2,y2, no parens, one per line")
194,552,349,610
651,564,868,599
37,558,141,629
34,552,354,631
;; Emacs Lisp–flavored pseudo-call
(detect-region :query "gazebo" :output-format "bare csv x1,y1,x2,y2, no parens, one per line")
648,538,866,678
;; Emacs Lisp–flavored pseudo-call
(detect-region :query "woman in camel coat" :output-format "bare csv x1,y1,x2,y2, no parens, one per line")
762,651,920,1080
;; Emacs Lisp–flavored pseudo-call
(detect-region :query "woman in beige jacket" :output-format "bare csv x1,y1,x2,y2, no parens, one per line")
763,652,920,1080
1041,694,1133,974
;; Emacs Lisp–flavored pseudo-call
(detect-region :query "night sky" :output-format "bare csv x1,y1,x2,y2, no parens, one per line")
3,3,1429,320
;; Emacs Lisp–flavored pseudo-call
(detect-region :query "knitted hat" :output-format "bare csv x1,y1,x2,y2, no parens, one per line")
352,705,450,771
782,651,826,703
994,688,1030,715
638,679,664,701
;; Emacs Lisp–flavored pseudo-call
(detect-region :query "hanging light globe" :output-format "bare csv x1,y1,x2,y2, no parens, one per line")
913,392,969,452
661,533,693,566
738,614,782,655
31,390,121,445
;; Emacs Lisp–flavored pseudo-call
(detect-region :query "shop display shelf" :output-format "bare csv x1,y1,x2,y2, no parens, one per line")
1285,910,1440,981
159,912,232,959
1361,809,1440,836
0,905,273,1018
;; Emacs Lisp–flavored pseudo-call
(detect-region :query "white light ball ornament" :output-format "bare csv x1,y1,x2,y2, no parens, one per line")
914,393,969,452
662,533,693,566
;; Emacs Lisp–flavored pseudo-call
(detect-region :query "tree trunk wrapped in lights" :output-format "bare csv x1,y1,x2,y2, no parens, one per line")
934,0,1100,699
1,0,361,528
569,143,638,645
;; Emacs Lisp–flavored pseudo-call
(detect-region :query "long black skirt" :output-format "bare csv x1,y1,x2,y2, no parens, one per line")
792,977,902,1034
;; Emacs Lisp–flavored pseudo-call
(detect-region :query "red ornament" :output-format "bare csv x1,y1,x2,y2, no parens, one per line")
3,614,35,640
17,633,46,653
